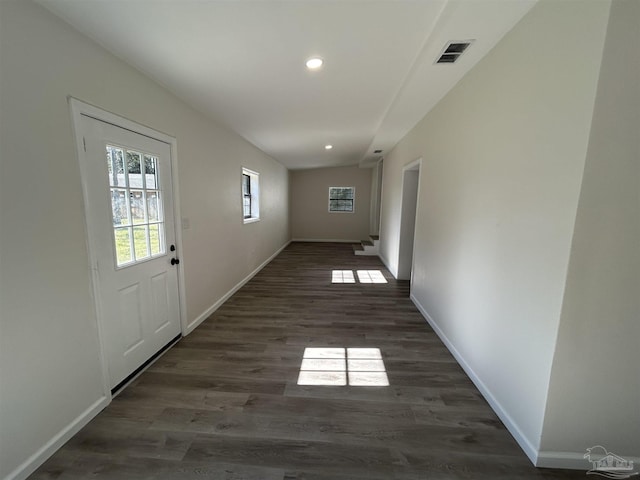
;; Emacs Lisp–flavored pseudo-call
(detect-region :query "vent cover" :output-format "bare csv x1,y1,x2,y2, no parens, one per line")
436,40,473,64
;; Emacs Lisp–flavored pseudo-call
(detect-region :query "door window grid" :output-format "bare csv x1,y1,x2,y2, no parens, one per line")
107,145,166,267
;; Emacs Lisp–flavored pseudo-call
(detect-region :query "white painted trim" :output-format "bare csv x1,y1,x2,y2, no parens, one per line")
241,167,260,223
536,451,585,470
68,98,112,399
185,240,291,334
170,141,188,338
410,293,540,467
5,396,109,480
405,158,422,290
291,238,362,243
370,159,383,235
403,158,422,171
537,451,640,471
398,157,422,282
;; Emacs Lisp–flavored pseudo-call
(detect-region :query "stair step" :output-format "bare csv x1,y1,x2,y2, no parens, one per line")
370,235,380,241
354,240,378,256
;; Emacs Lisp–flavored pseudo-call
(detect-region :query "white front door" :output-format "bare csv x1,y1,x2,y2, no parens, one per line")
80,114,182,390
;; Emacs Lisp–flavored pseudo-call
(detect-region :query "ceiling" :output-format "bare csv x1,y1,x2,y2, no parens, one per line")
37,0,536,170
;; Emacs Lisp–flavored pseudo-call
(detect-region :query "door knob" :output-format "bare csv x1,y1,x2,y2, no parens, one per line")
171,258,180,265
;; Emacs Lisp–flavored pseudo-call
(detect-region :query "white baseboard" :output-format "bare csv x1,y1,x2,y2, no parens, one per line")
409,295,640,472
537,450,640,471
536,451,588,470
5,396,109,480
410,293,539,467
291,238,361,243
185,240,291,334
6,241,293,480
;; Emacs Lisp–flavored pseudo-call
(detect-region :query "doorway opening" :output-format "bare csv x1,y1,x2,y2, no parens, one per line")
370,159,383,236
397,159,421,282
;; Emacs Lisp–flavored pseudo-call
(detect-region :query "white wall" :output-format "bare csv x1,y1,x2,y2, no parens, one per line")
0,1,289,479
379,0,609,463
539,0,640,465
290,166,371,242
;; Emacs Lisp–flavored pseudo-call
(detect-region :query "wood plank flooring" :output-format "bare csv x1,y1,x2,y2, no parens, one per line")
30,242,585,479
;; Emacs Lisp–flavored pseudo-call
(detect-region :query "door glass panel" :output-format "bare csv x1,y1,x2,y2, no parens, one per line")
144,154,158,189
107,145,166,267
127,151,143,188
111,189,130,226
107,146,126,187
133,225,150,260
114,227,133,265
130,190,146,224
147,191,160,222
149,223,163,256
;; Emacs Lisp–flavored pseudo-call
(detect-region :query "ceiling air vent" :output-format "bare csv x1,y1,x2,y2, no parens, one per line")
436,40,473,64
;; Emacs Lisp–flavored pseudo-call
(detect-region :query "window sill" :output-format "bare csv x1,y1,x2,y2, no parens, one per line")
243,217,260,224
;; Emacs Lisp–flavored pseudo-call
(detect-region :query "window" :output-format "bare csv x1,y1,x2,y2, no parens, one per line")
328,186,354,213
106,145,165,267
242,174,251,218
242,168,260,223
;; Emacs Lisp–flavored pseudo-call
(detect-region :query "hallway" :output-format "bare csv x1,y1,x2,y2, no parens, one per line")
30,243,584,479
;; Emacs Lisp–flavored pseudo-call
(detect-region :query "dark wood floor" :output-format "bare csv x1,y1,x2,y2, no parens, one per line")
31,242,585,479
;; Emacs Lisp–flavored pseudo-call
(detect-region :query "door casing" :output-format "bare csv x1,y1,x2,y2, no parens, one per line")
69,97,186,398
398,158,422,285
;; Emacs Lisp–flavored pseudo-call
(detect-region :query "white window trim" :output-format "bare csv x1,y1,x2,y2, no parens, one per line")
328,186,355,213
242,167,260,224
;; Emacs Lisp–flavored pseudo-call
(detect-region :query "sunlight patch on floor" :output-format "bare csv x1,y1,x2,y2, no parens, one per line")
297,347,389,386
331,270,356,283
356,270,387,283
331,270,387,284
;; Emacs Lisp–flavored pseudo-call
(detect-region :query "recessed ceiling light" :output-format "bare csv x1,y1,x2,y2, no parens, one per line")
306,57,324,70
325,144,333,150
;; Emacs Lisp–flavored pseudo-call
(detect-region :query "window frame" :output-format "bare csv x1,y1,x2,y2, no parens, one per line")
242,167,260,224
242,173,251,220
328,186,355,213
106,144,166,268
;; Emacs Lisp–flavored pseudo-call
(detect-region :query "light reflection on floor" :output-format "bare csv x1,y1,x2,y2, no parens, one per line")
331,270,387,284
331,270,356,283
297,347,390,386
356,270,387,283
